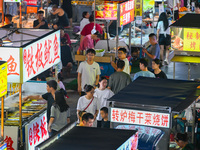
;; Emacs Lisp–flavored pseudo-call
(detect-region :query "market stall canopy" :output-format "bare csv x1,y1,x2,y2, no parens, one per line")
109,77,199,112
0,29,53,47
170,13,200,28
36,126,137,150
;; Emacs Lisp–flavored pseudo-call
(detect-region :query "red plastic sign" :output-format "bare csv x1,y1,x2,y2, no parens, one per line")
25,0,37,6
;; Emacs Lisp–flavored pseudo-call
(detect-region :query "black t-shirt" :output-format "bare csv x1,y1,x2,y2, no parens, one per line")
42,93,55,123
154,70,167,79
101,119,110,128
33,19,49,29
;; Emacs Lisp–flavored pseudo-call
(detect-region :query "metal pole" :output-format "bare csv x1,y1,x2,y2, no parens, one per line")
116,4,119,57
19,2,22,28
173,0,175,21
19,83,23,146
188,63,190,80
129,23,132,54
1,96,4,140
192,101,196,143
2,0,4,26
94,0,96,26
173,62,175,79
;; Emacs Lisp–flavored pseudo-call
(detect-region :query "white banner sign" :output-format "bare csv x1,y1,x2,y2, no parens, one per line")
0,47,20,83
23,30,60,82
111,108,170,128
26,112,49,150
4,0,21,2
0,126,18,150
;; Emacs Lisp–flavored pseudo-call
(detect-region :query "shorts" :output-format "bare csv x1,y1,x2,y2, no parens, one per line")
159,34,171,46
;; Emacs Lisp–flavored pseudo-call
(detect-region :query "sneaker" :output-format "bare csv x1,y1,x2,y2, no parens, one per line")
164,59,169,65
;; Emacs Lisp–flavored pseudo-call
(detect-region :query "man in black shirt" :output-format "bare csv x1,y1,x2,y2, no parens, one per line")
33,10,49,29
23,80,57,123
1,14,13,28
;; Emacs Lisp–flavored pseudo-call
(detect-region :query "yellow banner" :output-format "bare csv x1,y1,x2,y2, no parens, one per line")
184,28,200,52
135,0,142,16
0,62,7,97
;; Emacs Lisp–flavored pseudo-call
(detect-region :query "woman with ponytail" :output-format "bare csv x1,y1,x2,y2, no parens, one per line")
48,89,70,136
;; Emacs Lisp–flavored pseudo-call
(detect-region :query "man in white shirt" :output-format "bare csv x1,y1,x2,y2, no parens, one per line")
77,49,101,95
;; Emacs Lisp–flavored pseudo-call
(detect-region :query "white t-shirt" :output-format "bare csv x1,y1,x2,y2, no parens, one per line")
174,0,180,11
80,18,90,32
77,96,98,115
77,61,101,91
123,58,130,75
94,88,114,120
157,20,172,36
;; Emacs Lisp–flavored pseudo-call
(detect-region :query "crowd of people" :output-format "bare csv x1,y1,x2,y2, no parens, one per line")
2,1,200,149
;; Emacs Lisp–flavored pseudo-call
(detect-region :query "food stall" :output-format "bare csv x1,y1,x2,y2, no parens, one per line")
109,77,199,149
0,61,7,150
35,123,139,150
170,13,200,80
0,28,61,150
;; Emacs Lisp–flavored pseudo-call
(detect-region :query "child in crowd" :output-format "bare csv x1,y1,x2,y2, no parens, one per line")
94,76,114,127
100,107,110,128
111,48,130,75
77,85,99,127
77,110,86,126
81,113,94,127
57,72,66,90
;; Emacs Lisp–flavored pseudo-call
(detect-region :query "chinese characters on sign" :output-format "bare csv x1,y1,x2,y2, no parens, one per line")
0,48,20,83
27,113,49,150
183,28,200,51
0,61,7,97
25,0,37,5
135,0,142,16
120,0,134,27
23,30,60,82
95,3,118,20
111,108,170,128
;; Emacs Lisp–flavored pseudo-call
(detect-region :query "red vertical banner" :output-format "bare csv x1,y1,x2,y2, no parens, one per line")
119,0,135,27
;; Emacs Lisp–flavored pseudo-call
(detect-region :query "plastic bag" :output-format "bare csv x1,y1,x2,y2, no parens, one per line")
184,105,193,121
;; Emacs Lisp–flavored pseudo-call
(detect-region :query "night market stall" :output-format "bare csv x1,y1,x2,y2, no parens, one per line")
36,123,139,150
108,77,199,149
0,28,61,150
170,13,200,80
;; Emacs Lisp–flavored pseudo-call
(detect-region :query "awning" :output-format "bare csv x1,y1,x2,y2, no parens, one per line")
109,77,199,112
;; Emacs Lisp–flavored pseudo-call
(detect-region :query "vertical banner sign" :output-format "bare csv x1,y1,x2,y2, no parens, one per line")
26,112,49,150
0,126,18,150
135,0,142,16
0,48,20,83
111,108,170,128
183,28,200,52
23,30,61,82
119,0,134,27
0,61,7,97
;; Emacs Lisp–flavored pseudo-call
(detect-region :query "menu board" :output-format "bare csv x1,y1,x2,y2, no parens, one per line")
120,0,134,26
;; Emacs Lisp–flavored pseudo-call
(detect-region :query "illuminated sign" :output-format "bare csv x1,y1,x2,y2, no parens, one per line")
0,61,7,97
135,0,142,16
183,28,200,51
95,3,118,20
26,112,49,150
25,0,37,6
4,0,21,2
117,132,138,150
143,0,155,12
0,48,20,83
23,30,61,82
111,108,170,128
120,0,134,26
